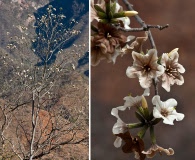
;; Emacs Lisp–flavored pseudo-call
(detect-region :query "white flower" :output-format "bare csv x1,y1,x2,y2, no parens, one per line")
117,16,131,29
111,107,128,134
126,49,164,88
123,88,150,110
111,106,128,148
111,36,135,64
152,95,184,125
160,48,185,92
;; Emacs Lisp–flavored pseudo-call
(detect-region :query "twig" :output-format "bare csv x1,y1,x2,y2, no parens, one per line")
122,0,156,49
116,24,169,32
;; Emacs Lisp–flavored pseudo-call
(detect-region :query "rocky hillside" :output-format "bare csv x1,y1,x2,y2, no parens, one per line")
0,0,89,159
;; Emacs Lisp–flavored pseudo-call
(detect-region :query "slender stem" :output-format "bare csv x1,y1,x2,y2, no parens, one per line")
137,125,148,139
122,0,156,49
116,24,169,32
152,78,158,95
150,126,156,144
127,122,144,129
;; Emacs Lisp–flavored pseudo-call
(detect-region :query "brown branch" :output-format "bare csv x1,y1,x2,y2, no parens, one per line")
116,24,169,32
122,0,156,49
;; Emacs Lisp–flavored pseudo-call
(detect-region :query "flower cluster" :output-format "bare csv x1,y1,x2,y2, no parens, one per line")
126,48,185,91
111,47,185,159
90,0,186,159
91,0,138,66
111,88,184,159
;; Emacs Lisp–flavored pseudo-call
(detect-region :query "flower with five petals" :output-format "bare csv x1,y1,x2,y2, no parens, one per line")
160,48,185,92
126,49,164,88
152,95,184,125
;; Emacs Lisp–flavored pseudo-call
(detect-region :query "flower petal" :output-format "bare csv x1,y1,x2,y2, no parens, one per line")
143,88,150,96
111,107,120,119
114,137,122,148
161,74,172,92
164,98,177,108
174,75,184,85
126,66,141,78
120,17,131,29
162,115,176,125
156,65,165,77
138,76,152,88
117,105,128,111
115,2,121,12
177,63,185,73
161,53,169,67
152,95,163,110
153,107,163,119
112,119,128,134
123,95,142,108
126,35,135,42
171,110,185,121
169,49,179,63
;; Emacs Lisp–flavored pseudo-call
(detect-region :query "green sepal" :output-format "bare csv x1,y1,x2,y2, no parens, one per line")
91,25,98,33
108,11,113,19
137,125,148,139
113,12,126,18
140,51,145,55
94,4,105,13
97,11,107,19
99,19,109,24
135,111,145,123
143,107,150,120
151,118,162,125
157,56,162,64
137,106,150,120
110,18,119,23
127,122,144,129
137,106,145,117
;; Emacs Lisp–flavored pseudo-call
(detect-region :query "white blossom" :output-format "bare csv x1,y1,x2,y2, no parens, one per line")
126,49,164,88
152,95,184,125
160,48,185,92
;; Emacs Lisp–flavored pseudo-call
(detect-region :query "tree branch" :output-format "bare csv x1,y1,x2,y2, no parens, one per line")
116,24,169,32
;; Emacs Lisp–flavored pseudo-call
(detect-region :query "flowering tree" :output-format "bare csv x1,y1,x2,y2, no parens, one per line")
0,3,88,160
91,0,185,159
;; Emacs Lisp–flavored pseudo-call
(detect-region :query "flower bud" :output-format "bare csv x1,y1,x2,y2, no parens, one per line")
124,11,138,17
97,11,107,19
168,48,179,57
141,96,148,109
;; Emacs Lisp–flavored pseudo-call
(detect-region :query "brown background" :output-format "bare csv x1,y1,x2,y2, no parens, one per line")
91,0,195,159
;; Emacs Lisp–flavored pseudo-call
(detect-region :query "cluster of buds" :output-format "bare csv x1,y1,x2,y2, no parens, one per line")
91,0,138,66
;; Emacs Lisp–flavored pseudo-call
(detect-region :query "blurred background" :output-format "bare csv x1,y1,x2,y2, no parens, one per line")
91,0,195,159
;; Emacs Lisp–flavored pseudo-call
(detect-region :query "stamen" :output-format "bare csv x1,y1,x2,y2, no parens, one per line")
107,33,112,38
